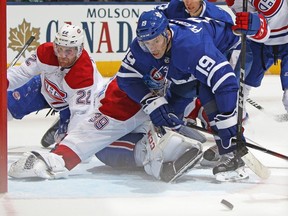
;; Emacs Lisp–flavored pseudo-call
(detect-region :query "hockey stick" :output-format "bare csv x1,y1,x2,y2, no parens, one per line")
236,0,248,155
186,123,288,161
247,98,288,122
9,35,35,68
231,0,271,179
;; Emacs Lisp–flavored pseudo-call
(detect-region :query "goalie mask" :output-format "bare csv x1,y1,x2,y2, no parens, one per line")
54,24,84,67
136,10,169,55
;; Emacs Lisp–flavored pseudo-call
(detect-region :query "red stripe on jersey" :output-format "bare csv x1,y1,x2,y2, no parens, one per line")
271,25,288,32
99,78,142,121
64,50,94,89
110,141,135,151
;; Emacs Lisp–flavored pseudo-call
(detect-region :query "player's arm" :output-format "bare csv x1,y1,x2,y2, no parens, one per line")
190,45,240,152
225,0,270,43
7,52,40,91
118,45,184,130
116,59,151,104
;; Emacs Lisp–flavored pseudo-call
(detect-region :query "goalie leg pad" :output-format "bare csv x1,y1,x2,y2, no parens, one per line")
8,151,67,179
140,123,203,181
160,144,203,183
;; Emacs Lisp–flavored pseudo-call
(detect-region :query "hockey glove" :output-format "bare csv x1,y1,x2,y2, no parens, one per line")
282,89,288,112
232,12,261,36
142,96,183,130
214,109,245,155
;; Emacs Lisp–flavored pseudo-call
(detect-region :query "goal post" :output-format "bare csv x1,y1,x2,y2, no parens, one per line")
0,0,7,193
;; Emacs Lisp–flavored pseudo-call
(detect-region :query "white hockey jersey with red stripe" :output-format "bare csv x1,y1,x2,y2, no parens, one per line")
7,42,104,130
229,0,288,45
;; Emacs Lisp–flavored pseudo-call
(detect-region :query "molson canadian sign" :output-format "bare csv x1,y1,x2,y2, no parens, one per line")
7,4,154,76
7,3,279,76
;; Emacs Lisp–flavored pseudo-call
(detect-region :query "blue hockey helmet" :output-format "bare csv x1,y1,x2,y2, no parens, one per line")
136,9,169,42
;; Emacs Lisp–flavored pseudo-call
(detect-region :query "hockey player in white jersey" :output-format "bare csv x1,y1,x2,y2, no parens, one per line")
226,0,288,113
9,10,247,182
7,24,104,145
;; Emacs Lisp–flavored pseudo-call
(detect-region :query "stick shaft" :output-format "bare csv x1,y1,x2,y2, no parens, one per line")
9,36,35,68
236,0,248,142
186,123,288,161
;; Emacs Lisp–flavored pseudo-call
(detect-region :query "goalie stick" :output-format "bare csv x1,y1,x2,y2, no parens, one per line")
247,98,288,122
9,35,35,68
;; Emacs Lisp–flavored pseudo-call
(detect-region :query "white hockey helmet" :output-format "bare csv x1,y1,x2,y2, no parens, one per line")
54,24,84,58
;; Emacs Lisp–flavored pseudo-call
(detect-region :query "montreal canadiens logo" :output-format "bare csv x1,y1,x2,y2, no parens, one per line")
44,78,67,104
253,0,282,17
150,68,164,81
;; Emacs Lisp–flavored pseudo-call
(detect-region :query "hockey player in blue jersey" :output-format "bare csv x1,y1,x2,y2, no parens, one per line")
9,10,249,182
96,9,249,181
157,0,234,24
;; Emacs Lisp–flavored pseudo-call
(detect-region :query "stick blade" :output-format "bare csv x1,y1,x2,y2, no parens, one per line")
242,151,271,179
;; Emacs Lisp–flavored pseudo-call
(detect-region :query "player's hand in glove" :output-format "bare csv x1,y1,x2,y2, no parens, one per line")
214,109,245,155
232,12,261,35
232,12,269,41
282,89,288,112
142,96,183,130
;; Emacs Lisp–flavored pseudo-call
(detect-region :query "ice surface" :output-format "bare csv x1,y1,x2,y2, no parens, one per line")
1,75,287,216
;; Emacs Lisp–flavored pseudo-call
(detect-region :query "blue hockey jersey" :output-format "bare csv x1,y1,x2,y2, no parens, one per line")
116,17,240,116
156,0,234,24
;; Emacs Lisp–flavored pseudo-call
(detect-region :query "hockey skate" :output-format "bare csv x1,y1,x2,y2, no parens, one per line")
41,118,60,148
160,145,203,183
200,144,229,167
212,154,248,182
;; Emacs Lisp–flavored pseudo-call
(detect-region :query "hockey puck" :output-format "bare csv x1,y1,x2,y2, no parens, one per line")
220,199,234,210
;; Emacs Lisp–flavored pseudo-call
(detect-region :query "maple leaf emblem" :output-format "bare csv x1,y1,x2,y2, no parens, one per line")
8,19,40,57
